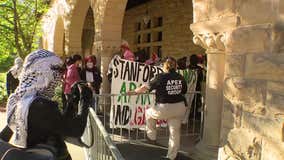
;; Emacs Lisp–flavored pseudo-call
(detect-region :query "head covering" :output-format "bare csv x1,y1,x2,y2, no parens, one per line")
85,55,95,64
151,52,158,60
72,54,82,62
162,56,177,72
9,57,23,78
189,54,199,66
121,40,129,50
6,49,63,148
85,55,96,70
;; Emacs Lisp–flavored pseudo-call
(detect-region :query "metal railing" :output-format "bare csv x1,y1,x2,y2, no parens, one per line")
93,92,204,143
82,92,204,159
82,108,125,160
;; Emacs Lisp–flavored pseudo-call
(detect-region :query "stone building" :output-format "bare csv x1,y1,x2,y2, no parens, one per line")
42,0,284,159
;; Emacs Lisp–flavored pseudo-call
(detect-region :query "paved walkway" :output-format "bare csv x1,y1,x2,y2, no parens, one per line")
117,142,194,160
0,110,85,160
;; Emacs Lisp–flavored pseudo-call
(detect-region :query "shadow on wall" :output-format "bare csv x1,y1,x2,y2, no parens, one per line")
273,19,284,53
219,93,284,159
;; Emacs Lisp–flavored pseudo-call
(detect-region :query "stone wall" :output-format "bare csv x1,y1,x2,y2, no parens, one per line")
122,0,204,58
216,1,284,159
219,23,284,160
190,0,284,159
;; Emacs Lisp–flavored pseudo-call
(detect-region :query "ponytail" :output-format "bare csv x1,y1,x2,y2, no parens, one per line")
163,57,177,72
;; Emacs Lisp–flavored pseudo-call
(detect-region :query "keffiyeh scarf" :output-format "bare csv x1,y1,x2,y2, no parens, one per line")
6,49,63,148
9,57,23,78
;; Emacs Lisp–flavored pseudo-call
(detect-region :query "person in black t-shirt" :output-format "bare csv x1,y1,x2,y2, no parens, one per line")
188,54,204,120
129,57,187,160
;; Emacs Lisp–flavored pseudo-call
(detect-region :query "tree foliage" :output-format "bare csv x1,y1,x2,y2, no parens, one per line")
0,0,49,71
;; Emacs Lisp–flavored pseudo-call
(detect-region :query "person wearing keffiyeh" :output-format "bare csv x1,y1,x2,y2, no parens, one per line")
6,57,23,96
0,49,92,160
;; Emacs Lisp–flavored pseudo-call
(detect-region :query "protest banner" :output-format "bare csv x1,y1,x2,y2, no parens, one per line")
110,57,197,128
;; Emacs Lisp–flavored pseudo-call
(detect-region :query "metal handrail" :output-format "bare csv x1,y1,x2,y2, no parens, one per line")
94,91,202,97
83,108,125,160
83,91,204,159
89,108,125,159
93,91,204,142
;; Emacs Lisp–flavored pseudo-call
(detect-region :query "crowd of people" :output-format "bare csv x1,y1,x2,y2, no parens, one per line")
110,41,206,123
1,40,206,160
60,54,102,114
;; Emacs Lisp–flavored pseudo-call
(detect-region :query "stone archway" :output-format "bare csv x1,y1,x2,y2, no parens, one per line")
93,1,224,159
53,17,65,56
92,0,128,94
67,0,92,55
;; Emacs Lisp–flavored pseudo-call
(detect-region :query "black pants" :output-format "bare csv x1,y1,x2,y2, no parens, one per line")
189,94,202,120
62,94,75,115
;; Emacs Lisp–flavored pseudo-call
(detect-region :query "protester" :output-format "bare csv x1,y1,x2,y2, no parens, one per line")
62,56,74,110
145,52,160,65
177,56,187,70
6,57,23,96
0,49,92,160
121,41,135,61
80,55,102,94
129,57,187,160
188,54,204,120
134,49,148,63
64,54,82,100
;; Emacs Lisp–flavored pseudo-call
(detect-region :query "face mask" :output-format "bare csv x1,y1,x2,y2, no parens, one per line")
78,62,82,68
86,62,94,68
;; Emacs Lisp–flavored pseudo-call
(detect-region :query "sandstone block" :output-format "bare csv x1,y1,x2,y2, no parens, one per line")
192,0,209,22
261,138,284,160
245,53,284,81
225,55,245,77
226,25,273,54
224,129,262,160
281,1,284,15
234,0,278,25
224,78,266,110
267,81,284,116
242,111,283,142
192,0,235,23
221,99,235,129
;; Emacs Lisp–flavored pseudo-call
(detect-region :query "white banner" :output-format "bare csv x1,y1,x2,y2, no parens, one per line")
110,57,197,128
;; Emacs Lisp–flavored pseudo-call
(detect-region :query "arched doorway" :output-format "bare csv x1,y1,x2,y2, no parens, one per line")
81,7,95,58
53,17,65,56
44,0,284,159
93,0,222,159
67,0,91,55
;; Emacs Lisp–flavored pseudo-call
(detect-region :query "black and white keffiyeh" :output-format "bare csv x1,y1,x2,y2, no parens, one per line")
9,57,23,78
6,49,63,148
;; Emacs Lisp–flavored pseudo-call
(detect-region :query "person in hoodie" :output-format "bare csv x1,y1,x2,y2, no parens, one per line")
6,57,23,96
145,52,160,65
63,54,82,114
121,41,135,61
64,54,82,99
80,55,102,95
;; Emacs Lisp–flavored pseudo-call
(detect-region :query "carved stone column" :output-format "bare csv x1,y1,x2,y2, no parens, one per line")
98,44,119,94
189,33,226,159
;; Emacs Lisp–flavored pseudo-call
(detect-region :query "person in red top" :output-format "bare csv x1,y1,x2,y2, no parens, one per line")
121,41,135,61
145,52,160,65
63,54,82,114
